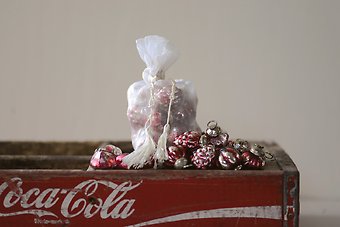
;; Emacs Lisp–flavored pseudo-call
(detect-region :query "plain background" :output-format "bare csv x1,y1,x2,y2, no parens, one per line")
0,0,339,226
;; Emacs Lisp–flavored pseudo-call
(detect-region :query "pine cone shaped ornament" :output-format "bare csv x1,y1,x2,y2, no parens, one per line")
242,144,266,169
174,131,201,149
191,145,216,169
218,147,243,170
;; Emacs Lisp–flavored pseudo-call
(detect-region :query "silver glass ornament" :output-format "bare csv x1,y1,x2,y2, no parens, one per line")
174,157,188,169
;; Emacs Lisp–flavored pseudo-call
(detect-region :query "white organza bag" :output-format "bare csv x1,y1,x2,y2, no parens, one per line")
123,35,200,169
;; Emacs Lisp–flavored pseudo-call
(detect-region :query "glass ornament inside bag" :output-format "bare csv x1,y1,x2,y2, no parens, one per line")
124,35,200,169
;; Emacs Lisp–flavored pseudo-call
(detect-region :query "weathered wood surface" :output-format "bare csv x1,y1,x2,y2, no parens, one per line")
0,141,133,169
0,141,299,227
0,141,133,156
0,141,278,170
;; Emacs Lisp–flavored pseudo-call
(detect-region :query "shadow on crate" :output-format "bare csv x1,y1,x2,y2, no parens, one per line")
0,141,133,170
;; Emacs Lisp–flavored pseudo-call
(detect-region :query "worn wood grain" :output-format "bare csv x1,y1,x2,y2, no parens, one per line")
0,141,299,227
0,141,281,170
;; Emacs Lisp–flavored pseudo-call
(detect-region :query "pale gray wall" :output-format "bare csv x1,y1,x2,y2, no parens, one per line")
1,0,339,224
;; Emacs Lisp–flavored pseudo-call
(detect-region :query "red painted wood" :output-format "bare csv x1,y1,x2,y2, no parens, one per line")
0,141,299,226
0,170,283,227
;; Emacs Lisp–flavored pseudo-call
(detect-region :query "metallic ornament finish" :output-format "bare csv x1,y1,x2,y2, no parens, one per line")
199,134,208,146
209,132,229,147
115,153,129,169
174,131,201,149
242,151,266,169
241,144,266,169
165,146,187,167
218,147,243,170
191,145,216,169
90,145,124,169
250,144,265,157
105,145,123,156
90,148,117,169
242,144,266,169
232,139,250,153
174,157,188,169
205,121,222,138
89,118,271,171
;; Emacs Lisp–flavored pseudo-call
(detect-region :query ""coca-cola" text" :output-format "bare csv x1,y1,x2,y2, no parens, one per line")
0,177,141,219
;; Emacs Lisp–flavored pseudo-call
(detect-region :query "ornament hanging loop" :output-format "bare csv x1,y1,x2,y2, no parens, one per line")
265,151,274,160
206,120,222,138
207,120,218,129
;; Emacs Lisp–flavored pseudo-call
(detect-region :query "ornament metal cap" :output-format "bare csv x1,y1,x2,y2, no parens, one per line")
206,120,221,137
174,157,188,169
250,144,265,157
233,139,250,152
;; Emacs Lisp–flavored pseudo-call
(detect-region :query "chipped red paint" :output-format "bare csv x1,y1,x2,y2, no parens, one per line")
0,142,299,227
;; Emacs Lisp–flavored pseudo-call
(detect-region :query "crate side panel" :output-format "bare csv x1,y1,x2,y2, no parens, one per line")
264,141,299,227
0,172,283,227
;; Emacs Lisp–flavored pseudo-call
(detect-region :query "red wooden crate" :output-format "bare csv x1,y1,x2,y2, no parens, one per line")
0,141,299,226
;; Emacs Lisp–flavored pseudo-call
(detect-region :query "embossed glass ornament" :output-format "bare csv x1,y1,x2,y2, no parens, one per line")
203,121,229,147
90,145,122,169
115,153,130,169
191,145,216,169
232,139,250,153
242,144,266,169
218,147,243,170
165,145,187,167
174,131,201,149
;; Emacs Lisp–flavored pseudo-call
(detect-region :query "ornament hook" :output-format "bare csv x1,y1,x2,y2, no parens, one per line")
207,120,218,129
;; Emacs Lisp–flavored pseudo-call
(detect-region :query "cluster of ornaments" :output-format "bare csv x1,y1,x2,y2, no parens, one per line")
89,121,270,170
167,121,268,170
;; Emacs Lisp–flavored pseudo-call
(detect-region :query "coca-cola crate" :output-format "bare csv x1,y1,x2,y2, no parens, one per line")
0,141,299,227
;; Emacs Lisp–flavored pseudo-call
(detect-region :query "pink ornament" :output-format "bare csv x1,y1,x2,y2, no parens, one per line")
218,147,242,170
105,145,123,155
172,101,196,123
89,145,123,169
208,132,229,147
154,85,183,108
127,107,148,127
90,148,117,169
167,127,182,145
115,153,129,169
191,145,216,169
241,144,266,169
174,131,201,149
165,146,187,167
